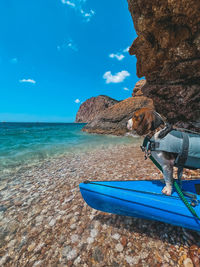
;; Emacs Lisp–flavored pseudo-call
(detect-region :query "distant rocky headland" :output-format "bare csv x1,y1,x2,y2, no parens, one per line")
75,95,119,123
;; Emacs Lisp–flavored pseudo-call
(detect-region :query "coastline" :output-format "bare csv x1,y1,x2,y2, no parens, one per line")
0,144,199,266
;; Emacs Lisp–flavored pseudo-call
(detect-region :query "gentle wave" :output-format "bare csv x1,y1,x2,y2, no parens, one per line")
0,122,141,178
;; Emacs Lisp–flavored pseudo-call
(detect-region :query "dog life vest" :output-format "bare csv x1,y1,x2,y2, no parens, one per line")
146,130,200,170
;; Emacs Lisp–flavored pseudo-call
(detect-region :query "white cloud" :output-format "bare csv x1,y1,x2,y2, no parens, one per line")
123,47,130,53
75,99,80,103
103,71,130,84
81,9,95,22
57,38,78,52
123,87,129,91
67,41,77,51
109,53,125,61
19,79,36,84
63,0,76,7
109,46,130,61
61,0,95,22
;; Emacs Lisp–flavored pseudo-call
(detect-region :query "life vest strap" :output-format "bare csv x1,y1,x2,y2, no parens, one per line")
175,132,189,168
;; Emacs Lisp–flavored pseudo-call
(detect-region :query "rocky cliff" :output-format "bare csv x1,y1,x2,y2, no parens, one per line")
83,81,154,135
132,79,146,97
128,0,200,131
75,95,119,123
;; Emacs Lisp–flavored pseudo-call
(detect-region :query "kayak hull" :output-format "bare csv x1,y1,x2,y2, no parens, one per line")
79,180,200,232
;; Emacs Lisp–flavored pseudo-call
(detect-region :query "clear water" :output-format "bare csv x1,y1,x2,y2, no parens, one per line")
0,122,139,177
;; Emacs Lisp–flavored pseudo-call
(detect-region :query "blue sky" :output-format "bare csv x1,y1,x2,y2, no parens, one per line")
0,0,138,122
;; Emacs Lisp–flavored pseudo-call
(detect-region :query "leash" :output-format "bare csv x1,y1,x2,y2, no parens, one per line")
141,143,200,220
174,127,200,136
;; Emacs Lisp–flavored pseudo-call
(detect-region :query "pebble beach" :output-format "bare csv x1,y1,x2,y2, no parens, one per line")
0,143,200,267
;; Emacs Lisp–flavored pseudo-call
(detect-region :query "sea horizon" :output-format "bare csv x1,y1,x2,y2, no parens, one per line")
0,121,84,124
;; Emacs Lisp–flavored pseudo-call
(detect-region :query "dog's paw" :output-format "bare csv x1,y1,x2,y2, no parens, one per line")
162,185,172,196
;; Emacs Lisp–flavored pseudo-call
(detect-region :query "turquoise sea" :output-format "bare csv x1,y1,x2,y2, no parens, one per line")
0,122,138,178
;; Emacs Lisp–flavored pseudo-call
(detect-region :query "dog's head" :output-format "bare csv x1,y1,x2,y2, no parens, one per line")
127,108,164,136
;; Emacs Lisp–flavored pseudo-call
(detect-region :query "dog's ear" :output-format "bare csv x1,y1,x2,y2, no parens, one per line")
151,112,164,131
136,112,151,135
139,113,145,121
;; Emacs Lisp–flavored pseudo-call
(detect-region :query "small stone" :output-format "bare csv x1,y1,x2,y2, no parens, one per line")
34,242,45,253
183,258,194,267
76,227,84,235
66,260,73,267
71,234,79,243
115,243,123,252
155,251,162,263
111,261,120,267
74,256,81,265
0,205,7,212
0,230,7,248
14,201,22,206
67,249,77,260
91,229,98,238
92,248,104,262
6,220,18,234
125,256,140,265
64,195,74,203
141,251,149,260
28,242,36,252
121,236,127,247
49,218,56,227
35,216,43,223
93,220,100,228
33,260,43,267
87,237,94,244
7,239,16,248
125,256,134,265
0,253,10,265
70,223,76,230
112,233,120,240
0,184,7,191
62,246,72,257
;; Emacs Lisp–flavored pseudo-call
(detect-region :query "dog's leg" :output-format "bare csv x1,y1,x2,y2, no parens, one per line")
162,164,173,196
151,151,174,196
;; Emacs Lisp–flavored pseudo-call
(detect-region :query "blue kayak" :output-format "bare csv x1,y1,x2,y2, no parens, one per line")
79,179,200,232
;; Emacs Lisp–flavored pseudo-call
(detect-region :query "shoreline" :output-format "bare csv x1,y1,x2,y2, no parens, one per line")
0,144,199,266
0,129,141,181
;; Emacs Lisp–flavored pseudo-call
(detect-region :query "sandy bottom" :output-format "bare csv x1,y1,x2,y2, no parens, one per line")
0,144,200,266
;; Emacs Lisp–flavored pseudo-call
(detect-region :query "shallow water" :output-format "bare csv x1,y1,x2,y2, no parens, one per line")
0,122,140,178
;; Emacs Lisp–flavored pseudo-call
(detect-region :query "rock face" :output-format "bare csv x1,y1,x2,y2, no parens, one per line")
75,95,119,123
132,79,146,97
83,81,153,135
128,0,200,131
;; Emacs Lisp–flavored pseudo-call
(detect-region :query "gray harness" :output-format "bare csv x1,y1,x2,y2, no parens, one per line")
141,127,200,216
149,130,200,170
142,129,200,186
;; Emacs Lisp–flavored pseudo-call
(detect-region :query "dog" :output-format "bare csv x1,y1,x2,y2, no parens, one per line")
127,107,177,196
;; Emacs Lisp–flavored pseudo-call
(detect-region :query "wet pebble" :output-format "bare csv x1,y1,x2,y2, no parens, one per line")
115,243,124,252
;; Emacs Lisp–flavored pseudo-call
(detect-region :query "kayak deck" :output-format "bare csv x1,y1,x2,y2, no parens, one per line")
79,179,200,232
